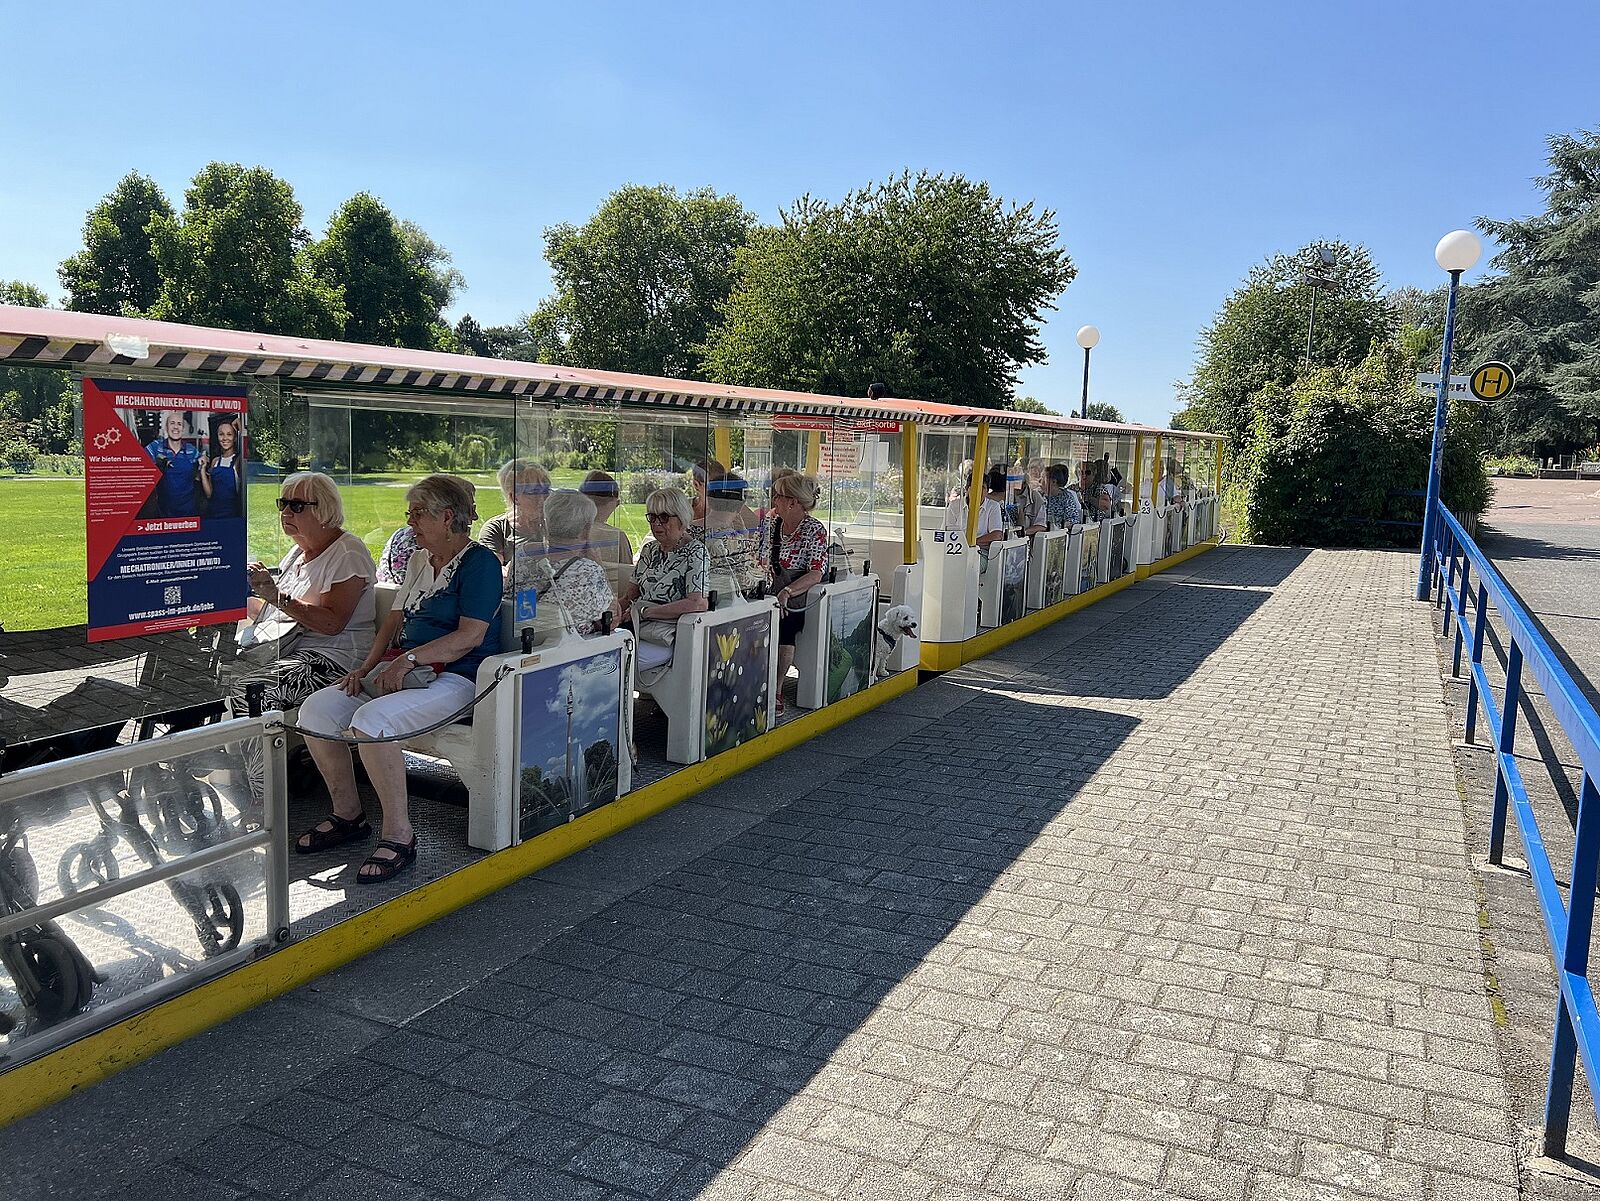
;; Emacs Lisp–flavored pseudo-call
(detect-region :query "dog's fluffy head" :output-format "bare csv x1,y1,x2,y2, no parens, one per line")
878,605,918,640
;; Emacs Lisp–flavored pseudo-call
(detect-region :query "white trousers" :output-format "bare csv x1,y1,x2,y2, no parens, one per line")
297,672,476,739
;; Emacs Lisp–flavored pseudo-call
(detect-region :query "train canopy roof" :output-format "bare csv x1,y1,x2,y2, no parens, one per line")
0,305,1220,440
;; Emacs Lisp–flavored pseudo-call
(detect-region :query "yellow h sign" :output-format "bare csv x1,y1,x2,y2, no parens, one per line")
1470,361,1516,402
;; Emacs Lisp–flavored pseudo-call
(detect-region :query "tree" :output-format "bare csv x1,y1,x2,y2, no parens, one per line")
147,163,346,337
454,314,535,359
1085,402,1124,423
1,281,49,307
1237,344,1489,546
1010,396,1057,415
702,172,1075,408
1184,241,1392,448
528,184,755,376
1455,128,1600,457
308,193,461,350
58,172,173,315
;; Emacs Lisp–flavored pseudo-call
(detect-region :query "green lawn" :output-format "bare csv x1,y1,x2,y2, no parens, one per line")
2,474,654,632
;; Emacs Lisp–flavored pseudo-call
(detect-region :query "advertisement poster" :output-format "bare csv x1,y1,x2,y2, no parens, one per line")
825,584,875,704
1000,543,1028,624
1079,525,1100,596
83,378,249,643
1107,521,1127,580
517,649,624,842
704,611,772,756
1043,535,1067,608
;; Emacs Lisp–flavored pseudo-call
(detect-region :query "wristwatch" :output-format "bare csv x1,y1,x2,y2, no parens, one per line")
404,652,418,666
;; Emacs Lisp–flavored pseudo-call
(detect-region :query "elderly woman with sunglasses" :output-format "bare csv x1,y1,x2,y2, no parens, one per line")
296,474,503,883
231,472,377,723
620,488,709,648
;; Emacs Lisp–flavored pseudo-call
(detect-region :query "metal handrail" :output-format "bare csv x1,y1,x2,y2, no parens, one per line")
1429,504,1600,1158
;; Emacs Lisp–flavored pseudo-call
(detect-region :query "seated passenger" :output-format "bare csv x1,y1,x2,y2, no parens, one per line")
621,488,710,651
700,472,763,599
480,459,551,591
1016,464,1047,537
1043,463,1083,530
375,524,420,585
975,465,1009,549
581,469,634,594
1077,460,1114,521
766,472,828,714
942,459,975,533
295,474,503,884
228,472,377,788
520,490,618,637
1158,458,1181,506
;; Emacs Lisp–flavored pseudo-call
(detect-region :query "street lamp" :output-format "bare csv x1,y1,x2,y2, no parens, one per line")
1076,325,1100,419
1303,245,1337,366
1415,228,1482,600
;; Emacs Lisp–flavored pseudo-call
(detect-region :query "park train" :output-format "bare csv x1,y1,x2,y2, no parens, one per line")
0,304,1222,1121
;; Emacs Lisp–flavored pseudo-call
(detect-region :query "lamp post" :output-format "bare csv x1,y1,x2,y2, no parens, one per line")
1076,325,1100,419
1303,245,1337,366
1415,229,1483,600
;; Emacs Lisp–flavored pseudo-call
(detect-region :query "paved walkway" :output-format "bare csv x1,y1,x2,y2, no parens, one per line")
0,546,1523,1200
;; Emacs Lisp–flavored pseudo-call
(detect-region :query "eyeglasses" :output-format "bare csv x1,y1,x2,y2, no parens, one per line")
645,512,673,523
405,507,434,522
275,498,318,514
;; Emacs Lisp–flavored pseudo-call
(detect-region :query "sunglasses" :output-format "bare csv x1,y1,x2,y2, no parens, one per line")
645,512,674,523
275,498,318,514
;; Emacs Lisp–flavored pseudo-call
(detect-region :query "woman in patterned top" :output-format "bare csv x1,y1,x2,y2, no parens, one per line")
698,472,763,599
518,490,617,637
621,488,710,650
766,472,828,713
1043,463,1083,530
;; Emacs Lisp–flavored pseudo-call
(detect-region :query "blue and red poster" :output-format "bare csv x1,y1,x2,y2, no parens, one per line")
83,378,250,643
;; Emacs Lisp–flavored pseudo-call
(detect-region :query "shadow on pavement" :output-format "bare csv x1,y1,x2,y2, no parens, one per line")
0,546,1294,1201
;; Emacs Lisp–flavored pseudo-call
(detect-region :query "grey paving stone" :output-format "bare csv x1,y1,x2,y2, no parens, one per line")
0,549,1525,1201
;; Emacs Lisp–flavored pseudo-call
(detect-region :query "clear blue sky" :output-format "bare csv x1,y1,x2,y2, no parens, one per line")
2,1,1594,425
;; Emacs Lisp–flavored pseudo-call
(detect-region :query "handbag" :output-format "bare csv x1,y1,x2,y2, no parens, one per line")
769,522,810,611
360,649,441,698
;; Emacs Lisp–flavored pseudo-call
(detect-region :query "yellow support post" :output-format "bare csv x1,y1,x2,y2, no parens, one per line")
1151,433,1164,510
805,430,822,476
713,424,732,469
1213,438,1223,496
1130,433,1145,515
901,422,919,565
966,422,990,546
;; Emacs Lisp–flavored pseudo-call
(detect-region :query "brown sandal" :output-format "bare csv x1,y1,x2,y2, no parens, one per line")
295,810,371,854
356,836,417,884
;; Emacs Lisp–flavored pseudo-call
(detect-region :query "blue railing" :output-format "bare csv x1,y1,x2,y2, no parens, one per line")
1429,505,1600,1157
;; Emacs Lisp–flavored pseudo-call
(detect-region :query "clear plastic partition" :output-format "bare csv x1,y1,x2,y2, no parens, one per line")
917,428,979,540
1,370,292,766
816,419,905,576
0,716,283,1065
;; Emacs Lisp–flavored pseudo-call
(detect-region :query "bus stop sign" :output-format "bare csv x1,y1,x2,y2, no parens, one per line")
1470,361,1516,402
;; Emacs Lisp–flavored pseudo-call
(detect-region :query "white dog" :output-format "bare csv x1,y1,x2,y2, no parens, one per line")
872,604,919,681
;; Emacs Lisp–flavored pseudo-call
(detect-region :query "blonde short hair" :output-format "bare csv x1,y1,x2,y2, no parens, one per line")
771,472,820,510
280,471,345,529
497,458,551,498
645,487,693,528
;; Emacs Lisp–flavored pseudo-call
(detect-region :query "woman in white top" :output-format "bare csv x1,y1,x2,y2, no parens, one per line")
230,471,377,717
975,465,1009,549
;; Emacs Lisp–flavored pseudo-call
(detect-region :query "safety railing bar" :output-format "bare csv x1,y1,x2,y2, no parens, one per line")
1558,969,1600,1129
0,714,283,808
1471,661,1503,738
0,941,257,1072
1501,746,1572,951
1439,508,1600,780
0,829,270,941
